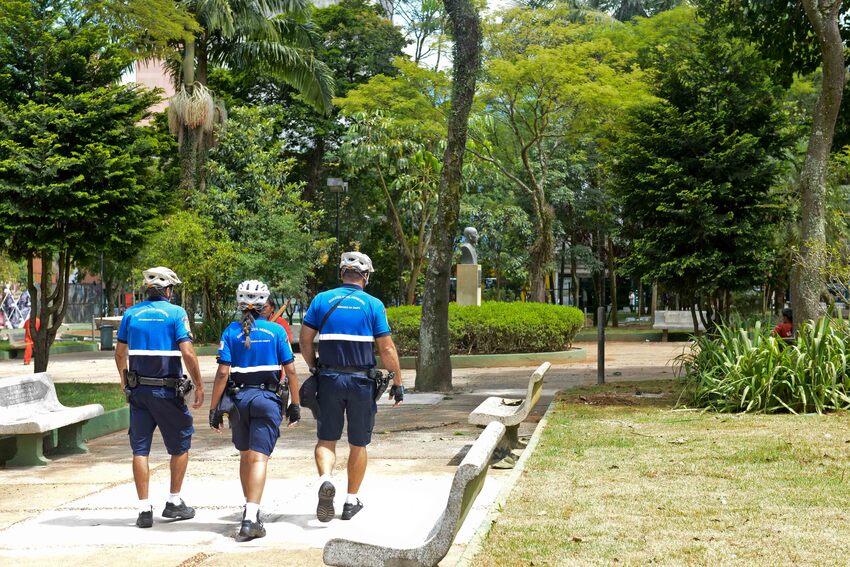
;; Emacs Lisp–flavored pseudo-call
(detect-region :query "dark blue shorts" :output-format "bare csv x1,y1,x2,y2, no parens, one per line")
231,389,283,456
317,371,376,447
128,385,194,456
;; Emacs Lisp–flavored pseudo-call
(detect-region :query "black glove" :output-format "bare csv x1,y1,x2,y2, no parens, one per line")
389,384,404,403
286,403,301,423
209,408,224,429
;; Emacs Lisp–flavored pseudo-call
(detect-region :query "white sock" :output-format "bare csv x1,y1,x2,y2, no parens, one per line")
168,493,182,505
137,499,151,513
346,494,360,504
319,474,333,486
245,502,260,522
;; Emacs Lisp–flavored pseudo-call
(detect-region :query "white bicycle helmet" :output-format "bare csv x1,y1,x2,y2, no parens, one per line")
339,251,374,282
143,266,182,289
237,280,270,311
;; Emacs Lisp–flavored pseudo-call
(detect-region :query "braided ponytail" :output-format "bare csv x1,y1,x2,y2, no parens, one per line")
241,310,255,349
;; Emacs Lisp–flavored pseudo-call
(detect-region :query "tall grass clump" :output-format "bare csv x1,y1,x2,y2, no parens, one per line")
679,318,850,413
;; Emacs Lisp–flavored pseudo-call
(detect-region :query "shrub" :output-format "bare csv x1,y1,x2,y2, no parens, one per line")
679,319,850,413
387,301,584,356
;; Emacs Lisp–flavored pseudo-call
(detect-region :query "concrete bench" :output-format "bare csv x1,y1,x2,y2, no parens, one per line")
323,421,506,567
652,310,705,340
468,362,550,456
0,373,104,466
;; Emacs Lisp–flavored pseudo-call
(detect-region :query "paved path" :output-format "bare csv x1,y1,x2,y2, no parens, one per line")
0,342,685,566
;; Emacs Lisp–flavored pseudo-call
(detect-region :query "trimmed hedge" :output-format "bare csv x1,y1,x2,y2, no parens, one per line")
387,301,584,356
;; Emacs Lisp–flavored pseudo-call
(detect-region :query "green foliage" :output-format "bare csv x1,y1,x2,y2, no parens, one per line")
680,319,850,414
312,0,409,96
387,302,584,356
335,58,449,141
202,105,328,297
0,0,166,266
612,18,790,303
140,210,237,321
697,0,850,85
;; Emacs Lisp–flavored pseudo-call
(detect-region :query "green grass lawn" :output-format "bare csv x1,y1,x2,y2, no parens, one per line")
55,383,126,411
0,339,88,351
474,380,850,566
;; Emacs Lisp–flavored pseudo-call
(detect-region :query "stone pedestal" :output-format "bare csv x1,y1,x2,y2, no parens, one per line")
456,264,482,306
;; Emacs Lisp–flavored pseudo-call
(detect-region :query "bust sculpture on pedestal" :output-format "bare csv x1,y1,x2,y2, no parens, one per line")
456,227,482,306
460,227,479,265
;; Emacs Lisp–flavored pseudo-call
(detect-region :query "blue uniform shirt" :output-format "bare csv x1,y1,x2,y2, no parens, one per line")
303,284,391,369
117,298,192,378
218,318,294,386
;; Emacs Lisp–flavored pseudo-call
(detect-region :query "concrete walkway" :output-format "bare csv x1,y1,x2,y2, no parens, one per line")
0,342,685,566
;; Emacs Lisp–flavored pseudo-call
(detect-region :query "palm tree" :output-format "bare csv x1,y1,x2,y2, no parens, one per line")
166,0,335,192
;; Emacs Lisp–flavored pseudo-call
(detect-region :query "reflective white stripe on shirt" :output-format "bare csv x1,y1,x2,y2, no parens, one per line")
128,350,183,357
318,333,375,343
230,365,282,374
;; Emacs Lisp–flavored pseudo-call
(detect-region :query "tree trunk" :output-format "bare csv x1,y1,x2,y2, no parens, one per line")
570,243,579,307
528,203,554,302
559,240,566,305
29,250,71,373
405,258,422,305
416,0,480,392
179,38,200,193
638,279,644,316
608,236,618,327
792,0,846,330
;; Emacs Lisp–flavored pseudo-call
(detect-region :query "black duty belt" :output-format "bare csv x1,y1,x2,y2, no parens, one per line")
238,383,277,390
319,366,369,376
138,376,181,387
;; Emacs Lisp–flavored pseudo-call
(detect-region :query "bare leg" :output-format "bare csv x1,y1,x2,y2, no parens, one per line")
132,455,150,499
169,452,189,493
241,450,270,504
315,440,337,476
347,445,367,494
239,452,251,498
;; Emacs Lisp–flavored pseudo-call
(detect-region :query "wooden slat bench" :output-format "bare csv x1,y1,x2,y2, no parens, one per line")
323,421,506,567
468,361,551,457
0,373,104,466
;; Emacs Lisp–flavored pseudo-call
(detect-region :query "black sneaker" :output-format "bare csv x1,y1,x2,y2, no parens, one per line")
341,499,363,520
239,517,266,540
162,500,196,520
136,509,153,528
316,480,336,522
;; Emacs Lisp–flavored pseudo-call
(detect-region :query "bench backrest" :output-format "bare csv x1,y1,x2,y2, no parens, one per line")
323,421,506,567
0,373,63,421
653,310,706,330
428,421,505,550
516,362,551,421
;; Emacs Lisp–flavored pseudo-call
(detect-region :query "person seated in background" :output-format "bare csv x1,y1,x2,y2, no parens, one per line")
773,308,793,339
261,298,291,341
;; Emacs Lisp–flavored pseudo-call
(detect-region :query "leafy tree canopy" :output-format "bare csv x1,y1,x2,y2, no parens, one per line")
612,18,791,304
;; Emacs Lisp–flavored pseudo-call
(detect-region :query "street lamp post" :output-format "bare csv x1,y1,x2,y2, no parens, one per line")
326,178,349,257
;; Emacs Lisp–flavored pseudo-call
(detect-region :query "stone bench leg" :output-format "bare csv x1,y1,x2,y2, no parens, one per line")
662,329,669,342
56,423,88,455
8,433,50,467
493,424,521,462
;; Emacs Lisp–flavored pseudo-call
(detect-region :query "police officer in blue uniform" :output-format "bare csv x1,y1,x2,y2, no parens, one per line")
114,267,205,529
208,280,301,540
299,252,403,522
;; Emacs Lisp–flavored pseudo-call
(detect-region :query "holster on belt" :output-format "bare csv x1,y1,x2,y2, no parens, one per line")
368,369,390,402
125,369,139,389
175,375,193,402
